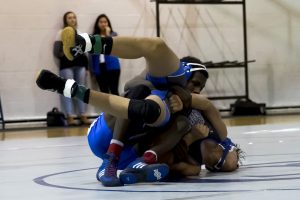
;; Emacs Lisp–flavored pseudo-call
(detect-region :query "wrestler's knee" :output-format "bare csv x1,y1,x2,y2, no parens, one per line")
128,98,161,124
87,123,112,158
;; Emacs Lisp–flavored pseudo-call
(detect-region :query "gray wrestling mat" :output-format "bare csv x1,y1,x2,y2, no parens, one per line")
1,123,300,200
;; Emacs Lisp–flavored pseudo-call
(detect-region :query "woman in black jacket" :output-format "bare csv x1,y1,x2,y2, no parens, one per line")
53,11,90,126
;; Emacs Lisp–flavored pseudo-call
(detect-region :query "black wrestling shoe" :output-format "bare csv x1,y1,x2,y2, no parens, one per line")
36,69,77,98
61,27,100,61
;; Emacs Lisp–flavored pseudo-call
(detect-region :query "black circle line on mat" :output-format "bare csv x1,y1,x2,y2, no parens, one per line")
33,160,300,193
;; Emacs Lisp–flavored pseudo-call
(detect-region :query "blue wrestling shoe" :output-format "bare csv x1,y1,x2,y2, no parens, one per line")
96,153,123,187
119,158,169,184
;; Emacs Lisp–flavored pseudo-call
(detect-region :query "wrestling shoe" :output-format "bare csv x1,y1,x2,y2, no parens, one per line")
119,158,169,184
36,69,77,98
96,153,123,187
61,27,101,61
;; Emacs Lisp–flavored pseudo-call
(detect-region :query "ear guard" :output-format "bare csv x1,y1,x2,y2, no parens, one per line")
205,138,237,172
183,62,208,80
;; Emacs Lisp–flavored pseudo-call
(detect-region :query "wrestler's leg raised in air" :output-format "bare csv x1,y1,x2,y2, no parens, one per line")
61,27,189,88
61,27,179,77
36,70,170,128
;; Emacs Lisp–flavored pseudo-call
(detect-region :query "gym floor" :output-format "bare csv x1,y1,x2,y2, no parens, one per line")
1,114,300,200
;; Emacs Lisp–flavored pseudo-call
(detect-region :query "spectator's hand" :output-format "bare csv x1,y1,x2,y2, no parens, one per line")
105,26,111,36
169,94,183,113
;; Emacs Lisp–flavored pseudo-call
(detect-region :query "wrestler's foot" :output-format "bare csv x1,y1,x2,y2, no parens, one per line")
97,153,123,187
36,69,77,98
119,158,169,184
61,27,101,61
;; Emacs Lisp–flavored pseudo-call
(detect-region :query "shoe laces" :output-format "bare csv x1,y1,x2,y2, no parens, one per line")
104,154,118,177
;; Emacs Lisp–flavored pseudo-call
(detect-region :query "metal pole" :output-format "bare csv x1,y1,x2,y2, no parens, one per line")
242,0,249,99
156,0,160,37
0,97,4,130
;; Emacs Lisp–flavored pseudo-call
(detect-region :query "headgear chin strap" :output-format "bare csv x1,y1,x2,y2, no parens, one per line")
183,62,207,80
206,138,236,172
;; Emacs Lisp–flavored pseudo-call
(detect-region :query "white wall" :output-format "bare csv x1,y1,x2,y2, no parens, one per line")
0,0,299,120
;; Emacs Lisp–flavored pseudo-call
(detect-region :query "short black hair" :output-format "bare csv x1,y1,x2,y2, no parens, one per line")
180,56,209,78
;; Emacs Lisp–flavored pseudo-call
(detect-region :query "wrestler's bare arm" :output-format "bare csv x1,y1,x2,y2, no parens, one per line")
191,94,227,141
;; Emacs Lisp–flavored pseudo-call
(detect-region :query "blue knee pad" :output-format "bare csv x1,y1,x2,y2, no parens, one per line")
149,89,171,127
87,113,138,170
